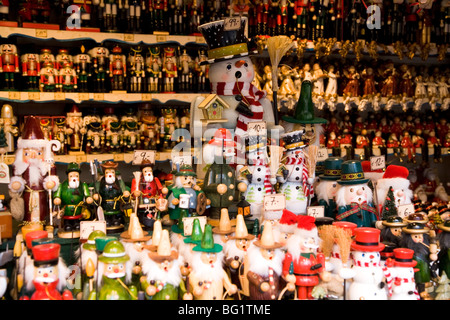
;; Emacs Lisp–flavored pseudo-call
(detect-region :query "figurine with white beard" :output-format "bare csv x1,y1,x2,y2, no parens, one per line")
272,209,298,250
315,157,343,219
335,160,379,228
188,224,237,300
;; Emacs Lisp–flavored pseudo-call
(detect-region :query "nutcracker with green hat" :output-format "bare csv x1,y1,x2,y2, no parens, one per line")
53,162,93,238
141,229,190,300
188,224,237,300
89,240,138,300
166,164,209,223
335,160,379,228
177,218,204,279
315,156,343,219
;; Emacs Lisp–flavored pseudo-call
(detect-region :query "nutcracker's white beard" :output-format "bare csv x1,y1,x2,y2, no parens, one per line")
143,173,154,182
224,239,253,261
142,255,182,287
14,150,49,187
190,251,225,282
105,175,116,185
24,256,70,292
69,179,80,189
80,248,98,272
122,242,149,283
315,180,338,204
247,246,283,277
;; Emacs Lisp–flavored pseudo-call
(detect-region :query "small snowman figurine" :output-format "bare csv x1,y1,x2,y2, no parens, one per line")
335,160,379,227
315,157,343,219
386,248,420,300
346,227,390,300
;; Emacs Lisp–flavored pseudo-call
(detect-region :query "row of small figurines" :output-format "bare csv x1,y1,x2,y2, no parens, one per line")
0,44,210,93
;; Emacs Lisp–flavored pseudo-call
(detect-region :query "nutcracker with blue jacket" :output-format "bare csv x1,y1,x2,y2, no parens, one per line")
93,161,131,232
315,157,343,220
0,44,19,91
335,160,379,228
131,160,169,230
53,162,93,238
236,134,274,223
88,46,110,92
202,128,246,222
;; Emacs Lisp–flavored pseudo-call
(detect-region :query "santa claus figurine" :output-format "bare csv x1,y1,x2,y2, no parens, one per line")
386,248,420,300
8,116,60,224
335,160,379,228
283,215,331,300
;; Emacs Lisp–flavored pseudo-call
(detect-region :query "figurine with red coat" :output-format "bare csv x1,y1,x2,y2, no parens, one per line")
21,243,73,300
372,131,387,156
0,44,20,90
283,215,331,300
401,131,416,163
327,131,341,157
387,133,402,159
391,116,404,138
339,128,354,160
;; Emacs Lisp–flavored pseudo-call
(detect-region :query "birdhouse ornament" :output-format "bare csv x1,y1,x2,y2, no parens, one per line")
191,16,283,165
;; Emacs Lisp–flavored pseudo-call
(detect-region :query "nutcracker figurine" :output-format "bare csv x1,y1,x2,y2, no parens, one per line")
0,44,19,91
58,62,78,92
39,62,59,92
105,120,123,153
128,46,146,93
21,52,40,91
139,108,160,150
55,49,73,71
178,48,193,92
195,49,209,92
74,46,92,92
0,103,18,154
162,47,178,93
65,104,86,154
53,162,93,237
84,113,104,154
159,108,179,151
126,0,143,33
121,108,141,152
109,45,127,91
39,49,55,69
88,46,110,92
53,117,67,155
146,46,163,93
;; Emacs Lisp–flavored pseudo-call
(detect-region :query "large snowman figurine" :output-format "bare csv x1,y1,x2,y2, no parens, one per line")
386,248,420,300
190,17,284,167
335,160,379,228
236,135,275,222
347,227,390,300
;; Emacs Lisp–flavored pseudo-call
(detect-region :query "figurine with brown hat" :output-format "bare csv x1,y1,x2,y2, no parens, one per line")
8,115,61,225
141,229,189,300
212,208,236,247
246,220,288,300
380,215,407,248
188,224,237,300
223,213,255,299
400,221,437,299
93,161,131,232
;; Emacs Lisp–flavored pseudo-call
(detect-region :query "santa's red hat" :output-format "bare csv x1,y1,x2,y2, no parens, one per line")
277,209,298,234
376,165,411,204
294,215,318,239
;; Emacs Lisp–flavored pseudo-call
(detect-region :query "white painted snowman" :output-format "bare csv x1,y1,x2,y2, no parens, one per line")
386,248,420,300
237,141,275,222
346,227,390,300
277,132,310,215
190,17,284,168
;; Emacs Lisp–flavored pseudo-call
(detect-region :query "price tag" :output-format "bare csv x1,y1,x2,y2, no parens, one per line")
76,155,87,163
113,153,124,162
78,93,89,101
142,93,152,101
263,194,286,211
195,36,206,44
124,34,135,42
172,154,192,171
8,92,20,100
156,35,167,42
370,155,385,171
307,206,325,218
93,93,104,101
80,221,107,240
224,17,242,31
54,92,65,100
248,121,266,136
182,216,207,236
28,92,40,100
397,204,415,219
316,147,329,161
35,29,48,38
132,150,156,165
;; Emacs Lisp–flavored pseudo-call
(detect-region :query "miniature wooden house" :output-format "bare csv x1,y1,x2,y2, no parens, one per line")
197,94,230,124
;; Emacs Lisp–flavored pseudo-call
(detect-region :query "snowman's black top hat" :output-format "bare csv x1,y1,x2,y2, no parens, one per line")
198,17,258,65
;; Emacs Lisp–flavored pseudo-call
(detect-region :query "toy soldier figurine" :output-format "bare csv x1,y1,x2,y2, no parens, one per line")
84,113,104,154
74,46,92,93
55,49,73,71
8,116,60,224
21,52,41,91
65,104,86,154
58,62,78,92
121,108,141,152
146,46,163,93
162,47,178,93
131,160,169,230
0,44,20,90
0,104,18,154
159,108,179,151
93,161,131,231
128,46,146,93
109,45,127,91
39,62,59,92
53,162,93,237
88,46,110,92
139,108,160,150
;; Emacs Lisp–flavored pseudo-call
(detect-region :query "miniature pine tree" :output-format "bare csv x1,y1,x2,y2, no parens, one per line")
381,186,397,220
435,272,450,300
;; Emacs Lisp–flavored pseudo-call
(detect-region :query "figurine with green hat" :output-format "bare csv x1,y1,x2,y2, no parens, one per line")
53,162,93,238
188,224,237,300
315,157,343,219
166,164,209,222
335,160,379,228
79,230,106,299
88,240,138,300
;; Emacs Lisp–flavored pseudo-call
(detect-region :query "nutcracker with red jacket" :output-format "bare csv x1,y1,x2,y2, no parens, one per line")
74,46,92,92
127,46,146,93
88,46,110,92
293,0,309,38
58,62,78,92
65,104,86,154
372,130,387,156
255,0,270,36
8,116,60,224
20,243,73,300
55,49,73,71
0,0,9,21
400,131,416,163
18,0,51,24
109,45,126,91
0,44,19,90
283,215,331,300
162,47,178,93
20,52,40,91
131,160,169,230
39,62,59,92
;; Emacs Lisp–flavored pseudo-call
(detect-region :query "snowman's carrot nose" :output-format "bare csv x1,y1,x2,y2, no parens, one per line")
235,60,246,68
